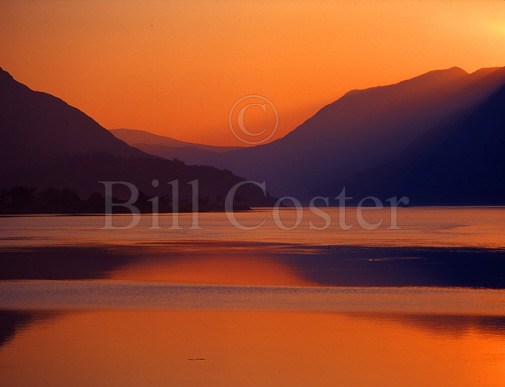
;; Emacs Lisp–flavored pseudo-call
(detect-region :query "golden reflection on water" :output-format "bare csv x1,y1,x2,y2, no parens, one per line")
1,208,505,386
109,256,314,286
108,247,314,286
0,310,504,387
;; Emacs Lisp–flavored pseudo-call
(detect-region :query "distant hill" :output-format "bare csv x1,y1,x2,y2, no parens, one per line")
201,66,505,201
0,68,276,208
110,129,241,153
122,142,229,166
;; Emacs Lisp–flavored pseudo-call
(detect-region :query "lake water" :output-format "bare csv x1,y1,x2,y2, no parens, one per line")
1,207,505,386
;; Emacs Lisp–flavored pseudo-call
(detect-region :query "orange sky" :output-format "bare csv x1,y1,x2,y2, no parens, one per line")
1,0,505,146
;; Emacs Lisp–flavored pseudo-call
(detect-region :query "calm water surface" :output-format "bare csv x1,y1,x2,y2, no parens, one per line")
1,207,504,386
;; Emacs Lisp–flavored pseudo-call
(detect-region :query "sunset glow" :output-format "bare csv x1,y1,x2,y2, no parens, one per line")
2,2,505,385
2,0,505,145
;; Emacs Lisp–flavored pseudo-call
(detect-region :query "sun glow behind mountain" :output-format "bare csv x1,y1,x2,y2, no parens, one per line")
1,0,505,146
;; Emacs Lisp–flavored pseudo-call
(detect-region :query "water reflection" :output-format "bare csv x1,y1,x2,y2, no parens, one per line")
0,310,59,347
2,210,505,385
2,242,505,288
286,245,505,288
350,312,505,338
0,246,138,280
1,309,504,387
108,242,314,286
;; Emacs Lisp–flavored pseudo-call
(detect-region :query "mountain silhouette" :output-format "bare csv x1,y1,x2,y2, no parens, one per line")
326,81,505,205
110,128,241,153
0,68,145,171
5,65,504,207
110,128,241,165
195,66,505,200
0,68,276,207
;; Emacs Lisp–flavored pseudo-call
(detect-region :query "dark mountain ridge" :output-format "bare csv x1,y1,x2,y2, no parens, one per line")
331,81,505,205
0,68,276,208
0,68,146,171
